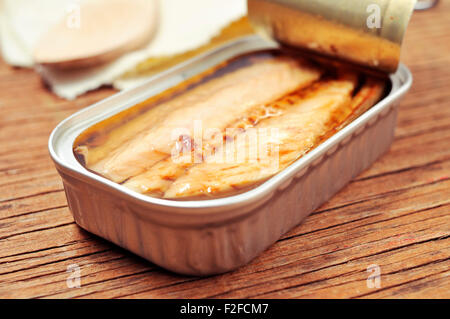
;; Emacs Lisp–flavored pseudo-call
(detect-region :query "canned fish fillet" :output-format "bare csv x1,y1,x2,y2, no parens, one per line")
73,51,386,200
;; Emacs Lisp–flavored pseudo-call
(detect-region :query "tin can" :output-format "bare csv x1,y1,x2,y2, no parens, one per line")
248,0,416,74
49,36,412,275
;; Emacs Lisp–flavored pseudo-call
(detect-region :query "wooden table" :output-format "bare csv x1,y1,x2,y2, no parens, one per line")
0,3,449,299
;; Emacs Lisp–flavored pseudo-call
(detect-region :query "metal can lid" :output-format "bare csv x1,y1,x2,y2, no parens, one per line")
248,0,416,74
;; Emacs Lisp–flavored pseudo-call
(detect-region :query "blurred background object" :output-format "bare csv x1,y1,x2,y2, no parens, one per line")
33,0,158,69
415,0,438,10
115,16,254,90
0,0,249,99
2,0,431,100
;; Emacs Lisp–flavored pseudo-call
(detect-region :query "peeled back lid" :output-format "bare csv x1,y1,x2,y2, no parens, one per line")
247,0,417,74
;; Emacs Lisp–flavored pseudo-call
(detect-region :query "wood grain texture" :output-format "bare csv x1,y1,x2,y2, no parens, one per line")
0,3,449,299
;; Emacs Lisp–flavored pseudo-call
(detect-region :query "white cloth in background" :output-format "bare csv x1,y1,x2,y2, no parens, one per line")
0,0,247,99
0,0,70,67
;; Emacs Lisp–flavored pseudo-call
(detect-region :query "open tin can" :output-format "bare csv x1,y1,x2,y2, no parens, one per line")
49,1,415,276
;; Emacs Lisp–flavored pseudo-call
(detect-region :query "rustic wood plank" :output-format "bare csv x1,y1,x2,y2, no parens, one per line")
0,175,446,298
0,1,449,299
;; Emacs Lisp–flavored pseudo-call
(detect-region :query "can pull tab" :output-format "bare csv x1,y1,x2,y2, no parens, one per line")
247,0,417,74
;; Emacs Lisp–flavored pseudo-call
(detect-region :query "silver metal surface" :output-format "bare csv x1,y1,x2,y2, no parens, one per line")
49,36,412,275
248,0,416,74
